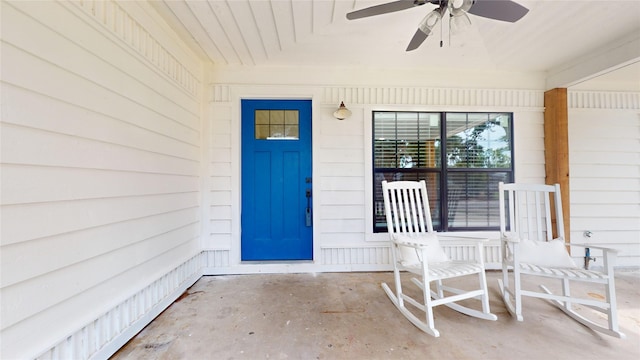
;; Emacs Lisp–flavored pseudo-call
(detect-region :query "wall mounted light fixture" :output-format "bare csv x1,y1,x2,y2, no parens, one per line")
333,101,352,120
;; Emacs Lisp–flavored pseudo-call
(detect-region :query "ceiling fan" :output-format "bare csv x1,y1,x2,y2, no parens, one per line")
346,0,529,51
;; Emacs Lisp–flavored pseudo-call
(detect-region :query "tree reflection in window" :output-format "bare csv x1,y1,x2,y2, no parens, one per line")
446,114,511,169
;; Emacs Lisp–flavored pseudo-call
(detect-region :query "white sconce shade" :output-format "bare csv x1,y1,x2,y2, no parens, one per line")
333,101,352,120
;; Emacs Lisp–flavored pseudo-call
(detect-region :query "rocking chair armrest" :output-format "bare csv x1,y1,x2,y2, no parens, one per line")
569,243,620,254
501,233,521,243
390,235,430,249
437,234,489,246
392,239,429,249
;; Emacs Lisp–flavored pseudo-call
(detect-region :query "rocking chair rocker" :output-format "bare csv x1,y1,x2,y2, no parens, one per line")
381,180,497,337
498,182,625,338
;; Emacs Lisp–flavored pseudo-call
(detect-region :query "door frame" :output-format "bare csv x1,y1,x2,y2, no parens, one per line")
234,95,318,265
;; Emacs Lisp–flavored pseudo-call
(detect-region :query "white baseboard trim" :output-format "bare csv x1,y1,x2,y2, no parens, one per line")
34,254,204,360
200,243,505,275
89,273,201,360
202,263,394,275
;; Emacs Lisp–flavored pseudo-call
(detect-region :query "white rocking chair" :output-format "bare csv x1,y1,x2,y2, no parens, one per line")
498,182,625,338
381,180,497,337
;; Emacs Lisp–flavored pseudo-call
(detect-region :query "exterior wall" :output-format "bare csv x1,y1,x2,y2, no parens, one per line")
0,1,204,359
203,81,547,274
568,91,640,268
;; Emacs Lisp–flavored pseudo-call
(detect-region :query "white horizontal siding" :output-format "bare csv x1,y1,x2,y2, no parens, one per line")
2,224,199,328
512,111,546,183
2,192,198,246
569,97,640,268
1,122,197,175
318,205,365,219
319,219,367,233
205,103,234,251
321,162,366,176
321,191,365,205
1,208,198,287
317,105,367,242
207,84,546,268
4,85,199,157
2,165,199,205
1,1,203,359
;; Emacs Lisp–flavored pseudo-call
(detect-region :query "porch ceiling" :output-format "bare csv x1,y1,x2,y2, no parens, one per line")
150,0,640,90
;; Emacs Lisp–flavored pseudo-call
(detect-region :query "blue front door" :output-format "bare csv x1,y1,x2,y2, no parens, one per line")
241,99,313,261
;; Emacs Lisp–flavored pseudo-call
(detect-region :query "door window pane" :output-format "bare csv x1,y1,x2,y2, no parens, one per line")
255,110,299,140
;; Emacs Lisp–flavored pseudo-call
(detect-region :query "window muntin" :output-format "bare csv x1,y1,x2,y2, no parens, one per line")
373,111,513,232
255,109,299,140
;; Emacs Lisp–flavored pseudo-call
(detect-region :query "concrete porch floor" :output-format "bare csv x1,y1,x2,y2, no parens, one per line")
111,270,640,360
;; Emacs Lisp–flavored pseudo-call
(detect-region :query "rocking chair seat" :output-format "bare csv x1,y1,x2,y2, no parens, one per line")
403,261,484,279
518,263,610,280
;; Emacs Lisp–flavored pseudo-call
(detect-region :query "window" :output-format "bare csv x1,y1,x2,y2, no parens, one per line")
373,111,514,232
255,110,299,140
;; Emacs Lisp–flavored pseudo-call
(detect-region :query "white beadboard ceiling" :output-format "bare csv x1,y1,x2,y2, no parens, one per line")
150,0,640,89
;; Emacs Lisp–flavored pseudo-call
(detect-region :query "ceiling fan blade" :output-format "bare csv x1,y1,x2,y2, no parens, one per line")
467,0,529,22
346,0,427,20
406,28,429,51
406,7,443,51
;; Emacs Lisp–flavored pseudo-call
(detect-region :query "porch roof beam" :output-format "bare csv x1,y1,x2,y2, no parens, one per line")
545,31,640,90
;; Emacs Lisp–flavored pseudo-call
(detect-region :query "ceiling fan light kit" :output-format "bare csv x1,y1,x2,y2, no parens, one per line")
346,0,529,51
418,8,443,35
449,12,471,35
449,0,474,16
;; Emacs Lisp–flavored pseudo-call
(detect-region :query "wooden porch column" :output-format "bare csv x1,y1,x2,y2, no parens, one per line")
544,88,571,242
